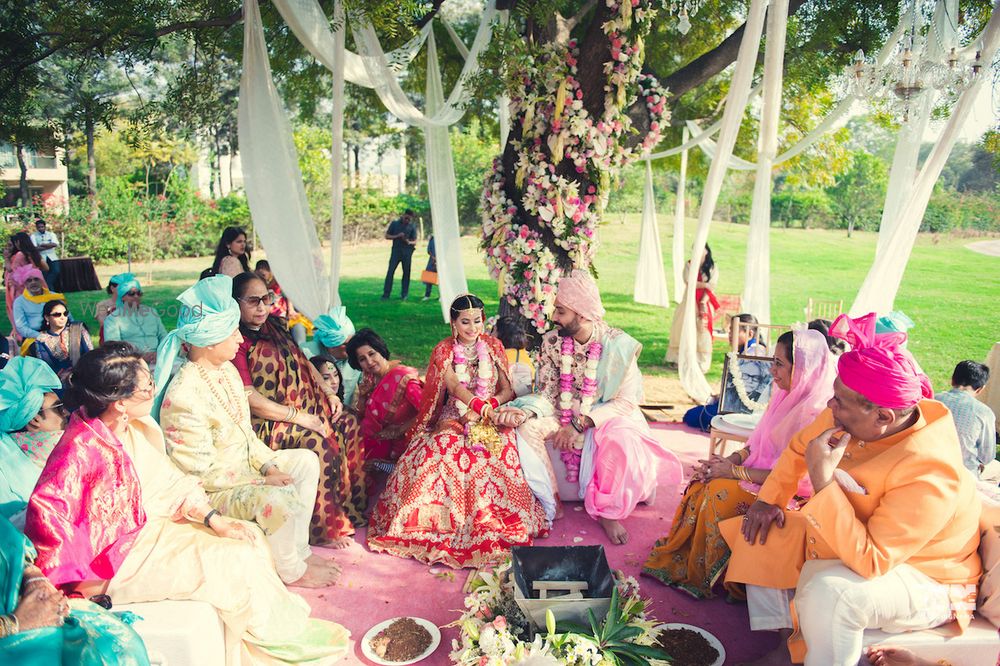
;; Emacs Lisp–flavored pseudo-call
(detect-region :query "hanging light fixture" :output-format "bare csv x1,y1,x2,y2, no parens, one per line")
669,0,704,35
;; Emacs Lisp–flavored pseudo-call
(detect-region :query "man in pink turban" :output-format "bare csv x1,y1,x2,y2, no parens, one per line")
495,270,684,545
11,265,65,341
719,313,981,666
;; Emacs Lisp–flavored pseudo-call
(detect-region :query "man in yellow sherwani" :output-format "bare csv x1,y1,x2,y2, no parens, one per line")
721,313,982,666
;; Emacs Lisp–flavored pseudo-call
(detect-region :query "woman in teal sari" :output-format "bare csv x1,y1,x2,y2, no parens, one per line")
0,514,150,664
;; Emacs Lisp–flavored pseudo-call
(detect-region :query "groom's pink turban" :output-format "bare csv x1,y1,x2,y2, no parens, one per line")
557,270,605,322
830,313,933,410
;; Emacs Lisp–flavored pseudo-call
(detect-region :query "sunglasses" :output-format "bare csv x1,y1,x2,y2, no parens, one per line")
40,402,66,414
238,293,276,307
125,290,142,297
48,311,68,318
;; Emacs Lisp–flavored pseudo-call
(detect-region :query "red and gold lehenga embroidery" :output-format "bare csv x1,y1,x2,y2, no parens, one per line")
366,335,549,569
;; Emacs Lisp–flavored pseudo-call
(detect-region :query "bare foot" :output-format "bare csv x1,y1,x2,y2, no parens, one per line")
737,630,793,666
306,554,342,574
288,562,339,588
865,646,935,666
599,517,629,545
323,536,354,550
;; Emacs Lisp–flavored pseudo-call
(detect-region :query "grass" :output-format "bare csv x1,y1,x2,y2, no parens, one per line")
5,215,997,391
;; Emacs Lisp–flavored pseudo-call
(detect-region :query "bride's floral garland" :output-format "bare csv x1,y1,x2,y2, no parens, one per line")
454,338,493,417
559,336,603,482
726,351,769,413
481,0,670,333
450,559,660,666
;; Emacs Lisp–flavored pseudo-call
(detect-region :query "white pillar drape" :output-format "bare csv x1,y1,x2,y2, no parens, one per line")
678,0,770,403
672,126,689,304
424,29,470,320
634,160,670,307
851,0,999,317
741,0,788,323
329,0,346,306
239,0,330,318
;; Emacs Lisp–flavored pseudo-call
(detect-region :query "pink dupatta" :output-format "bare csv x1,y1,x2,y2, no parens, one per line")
740,329,836,496
24,411,146,588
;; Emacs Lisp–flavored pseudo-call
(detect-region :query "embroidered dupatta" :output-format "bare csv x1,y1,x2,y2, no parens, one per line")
24,411,146,588
356,362,422,442
407,334,510,440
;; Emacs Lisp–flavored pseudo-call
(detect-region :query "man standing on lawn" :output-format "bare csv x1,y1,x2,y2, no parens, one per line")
381,209,417,301
30,217,60,291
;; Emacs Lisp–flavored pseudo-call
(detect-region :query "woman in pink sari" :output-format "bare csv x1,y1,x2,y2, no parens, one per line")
643,328,836,598
345,328,423,473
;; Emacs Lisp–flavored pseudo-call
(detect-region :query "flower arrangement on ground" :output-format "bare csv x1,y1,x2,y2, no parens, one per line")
449,559,670,665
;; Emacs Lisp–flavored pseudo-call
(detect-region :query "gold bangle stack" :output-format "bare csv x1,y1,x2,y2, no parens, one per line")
285,406,299,422
736,448,751,463
732,465,753,483
0,613,19,637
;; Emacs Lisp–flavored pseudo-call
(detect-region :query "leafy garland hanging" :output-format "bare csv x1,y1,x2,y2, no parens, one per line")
481,0,670,333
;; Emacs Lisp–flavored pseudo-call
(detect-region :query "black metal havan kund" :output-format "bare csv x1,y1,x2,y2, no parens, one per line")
511,545,615,600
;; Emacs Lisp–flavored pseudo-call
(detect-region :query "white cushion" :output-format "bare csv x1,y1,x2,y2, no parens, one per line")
862,615,1000,666
115,600,225,666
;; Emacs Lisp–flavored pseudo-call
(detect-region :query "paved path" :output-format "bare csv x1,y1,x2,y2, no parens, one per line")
966,240,1000,257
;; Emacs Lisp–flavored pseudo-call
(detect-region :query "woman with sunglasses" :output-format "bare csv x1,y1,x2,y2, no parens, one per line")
229,272,365,546
25,300,92,382
24,342,349,664
102,276,167,367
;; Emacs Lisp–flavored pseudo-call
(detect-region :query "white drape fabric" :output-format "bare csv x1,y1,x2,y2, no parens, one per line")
741,0,788,323
424,30,470,320
328,0,346,306
673,126,690,304
678,0,770,403
634,161,671,307
239,0,330,319
851,1,999,316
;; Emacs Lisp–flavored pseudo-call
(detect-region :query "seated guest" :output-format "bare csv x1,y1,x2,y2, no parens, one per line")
495,315,534,397
155,276,345,579
935,360,995,478
0,357,63,524
0,332,17,371
11,266,64,342
498,271,684,544
0,514,150,664
26,343,350,663
229,272,364,542
644,329,835,597
25,300,92,381
254,260,309,345
345,328,423,474
94,272,132,326
367,295,549,568
102,276,167,365
309,354,344,402
807,318,849,356
302,306,362,408
721,313,981,666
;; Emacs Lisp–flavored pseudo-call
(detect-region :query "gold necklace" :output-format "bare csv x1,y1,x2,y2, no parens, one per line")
193,363,246,425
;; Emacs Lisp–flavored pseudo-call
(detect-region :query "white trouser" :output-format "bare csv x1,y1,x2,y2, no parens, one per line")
747,560,954,666
267,449,320,583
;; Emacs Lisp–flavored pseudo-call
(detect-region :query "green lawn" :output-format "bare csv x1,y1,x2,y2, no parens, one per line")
6,216,998,390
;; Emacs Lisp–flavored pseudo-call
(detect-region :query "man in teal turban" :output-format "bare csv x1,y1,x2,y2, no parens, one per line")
0,357,64,524
302,306,361,407
103,275,168,365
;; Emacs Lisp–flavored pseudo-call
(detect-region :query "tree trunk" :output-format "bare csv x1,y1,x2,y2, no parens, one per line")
85,114,97,196
353,144,360,188
847,219,855,238
15,143,29,206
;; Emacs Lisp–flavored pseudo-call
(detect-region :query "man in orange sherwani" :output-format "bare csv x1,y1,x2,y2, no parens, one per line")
720,313,982,666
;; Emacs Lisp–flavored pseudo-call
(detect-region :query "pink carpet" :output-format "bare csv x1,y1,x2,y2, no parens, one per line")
299,423,779,664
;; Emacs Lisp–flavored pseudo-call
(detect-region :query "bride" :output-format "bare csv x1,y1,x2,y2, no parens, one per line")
366,294,549,568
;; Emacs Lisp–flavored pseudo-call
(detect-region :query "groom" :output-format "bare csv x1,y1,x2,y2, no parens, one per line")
495,270,682,544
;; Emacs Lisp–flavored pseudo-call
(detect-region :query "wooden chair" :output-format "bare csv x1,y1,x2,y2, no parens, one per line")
712,294,743,337
708,421,751,457
804,298,843,323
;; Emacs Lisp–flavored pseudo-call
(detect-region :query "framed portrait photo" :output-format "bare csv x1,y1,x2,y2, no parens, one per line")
719,354,775,415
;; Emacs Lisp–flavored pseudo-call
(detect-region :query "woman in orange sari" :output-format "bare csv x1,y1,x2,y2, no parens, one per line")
231,272,364,544
366,295,548,568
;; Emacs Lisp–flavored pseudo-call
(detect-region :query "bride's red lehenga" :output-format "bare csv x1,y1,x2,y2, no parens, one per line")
366,334,549,568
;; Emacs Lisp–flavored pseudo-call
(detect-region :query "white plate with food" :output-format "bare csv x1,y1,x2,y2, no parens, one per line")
361,617,441,665
654,623,725,666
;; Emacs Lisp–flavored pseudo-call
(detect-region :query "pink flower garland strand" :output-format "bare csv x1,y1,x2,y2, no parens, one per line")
558,335,603,482
453,338,493,417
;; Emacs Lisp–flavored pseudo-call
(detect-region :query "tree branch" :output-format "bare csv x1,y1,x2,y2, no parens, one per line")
656,0,808,102
152,8,245,38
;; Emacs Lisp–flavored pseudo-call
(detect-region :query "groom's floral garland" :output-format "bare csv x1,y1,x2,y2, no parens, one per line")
559,336,603,482
726,351,769,412
481,0,670,333
449,559,660,665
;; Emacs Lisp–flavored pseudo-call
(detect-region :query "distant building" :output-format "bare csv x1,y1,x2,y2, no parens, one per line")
0,143,70,213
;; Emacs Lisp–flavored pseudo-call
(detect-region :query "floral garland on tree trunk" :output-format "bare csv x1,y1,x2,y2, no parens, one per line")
481,0,670,333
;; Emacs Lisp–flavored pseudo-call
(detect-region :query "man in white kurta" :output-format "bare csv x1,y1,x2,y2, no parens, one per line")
497,270,683,544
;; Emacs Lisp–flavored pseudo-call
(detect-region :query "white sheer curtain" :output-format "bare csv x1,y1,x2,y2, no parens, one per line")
673,126,690,303
741,0,788,323
328,0,346,306
852,1,999,316
678,0,770,403
239,0,330,318
634,161,670,307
